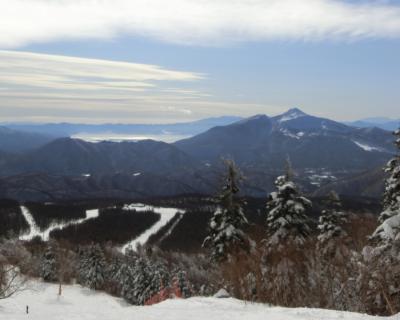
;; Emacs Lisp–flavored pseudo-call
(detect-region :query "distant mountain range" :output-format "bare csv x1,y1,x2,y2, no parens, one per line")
345,117,400,131
0,109,397,201
0,138,198,176
1,116,242,141
0,126,55,153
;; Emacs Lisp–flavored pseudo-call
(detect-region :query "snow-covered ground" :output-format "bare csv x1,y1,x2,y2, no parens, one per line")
19,206,99,241
0,280,394,320
121,203,184,252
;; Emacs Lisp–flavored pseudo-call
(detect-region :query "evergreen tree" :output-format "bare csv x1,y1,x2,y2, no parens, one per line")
203,160,249,262
40,242,58,282
264,161,312,248
173,269,191,298
123,257,153,305
78,244,106,290
317,191,348,246
148,261,170,297
365,129,400,315
120,260,138,304
371,128,400,244
107,253,124,283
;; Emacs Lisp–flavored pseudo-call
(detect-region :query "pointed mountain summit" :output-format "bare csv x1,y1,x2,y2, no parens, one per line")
271,108,350,133
274,108,308,123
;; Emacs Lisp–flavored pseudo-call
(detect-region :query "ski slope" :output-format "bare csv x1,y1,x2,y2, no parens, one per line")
19,206,99,241
19,204,183,249
0,280,395,320
121,203,184,252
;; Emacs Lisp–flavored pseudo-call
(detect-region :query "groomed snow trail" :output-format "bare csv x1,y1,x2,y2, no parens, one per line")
19,206,40,241
19,204,183,247
0,281,394,320
121,203,184,252
19,206,99,241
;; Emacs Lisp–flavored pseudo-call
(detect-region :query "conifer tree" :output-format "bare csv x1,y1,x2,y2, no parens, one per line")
107,255,122,282
78,244,106,290
317,191,348,246
203,160,249,262
371,128,400,244
124,257,152,305
264,159,312,247
364,129,400,315
119,257,136,303
173,269,191,298
40,242,58,282
148,261,170,297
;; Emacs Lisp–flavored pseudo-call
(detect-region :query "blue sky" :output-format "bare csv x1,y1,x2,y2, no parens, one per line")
0,0,399,123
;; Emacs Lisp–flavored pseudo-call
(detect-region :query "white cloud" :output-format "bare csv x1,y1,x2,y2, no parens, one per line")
0,0,400,48
0,50,209,122
0,50,284,123
0,50,201,89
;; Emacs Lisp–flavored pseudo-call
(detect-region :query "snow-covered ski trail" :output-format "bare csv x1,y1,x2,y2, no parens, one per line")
121,203,185,252
19,206,99,241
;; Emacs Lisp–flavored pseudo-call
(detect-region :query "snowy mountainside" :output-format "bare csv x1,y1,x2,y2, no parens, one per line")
175,108,394,171
0,280,394,320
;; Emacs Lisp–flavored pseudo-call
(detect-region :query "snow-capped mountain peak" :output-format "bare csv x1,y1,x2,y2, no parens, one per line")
278,108,307,122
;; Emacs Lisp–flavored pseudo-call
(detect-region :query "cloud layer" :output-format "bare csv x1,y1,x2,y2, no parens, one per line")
0,50,281,123
1,0,400,48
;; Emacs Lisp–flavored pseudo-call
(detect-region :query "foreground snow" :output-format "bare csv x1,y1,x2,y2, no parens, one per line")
0,281,395,320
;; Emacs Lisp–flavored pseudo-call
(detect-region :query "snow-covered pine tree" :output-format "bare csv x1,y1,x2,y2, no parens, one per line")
40,242,58,282
104,252,125,295
141,260,172,305
264,160,312,248
317,191,348,247
363,129,400,315
314,191,357,310
371,128,400,244
107,253,124,283
122,257,153,305
173,269,191,298
148,261,170,296
203,160,249,262
78,244,106,290
118,257,136,303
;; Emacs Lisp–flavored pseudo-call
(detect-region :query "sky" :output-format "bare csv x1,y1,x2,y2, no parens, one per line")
0,0,399,124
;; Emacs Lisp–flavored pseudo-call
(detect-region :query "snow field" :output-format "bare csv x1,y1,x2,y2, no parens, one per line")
0,280,394,320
